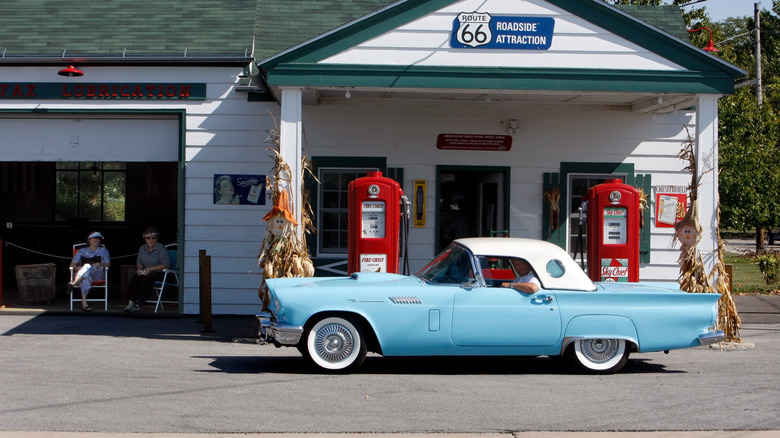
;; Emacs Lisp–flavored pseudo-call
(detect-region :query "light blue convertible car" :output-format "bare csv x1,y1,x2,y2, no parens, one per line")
257,238,724,373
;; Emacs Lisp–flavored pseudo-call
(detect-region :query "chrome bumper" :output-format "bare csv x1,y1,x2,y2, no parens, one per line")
698,330,725,346
256,312,303,345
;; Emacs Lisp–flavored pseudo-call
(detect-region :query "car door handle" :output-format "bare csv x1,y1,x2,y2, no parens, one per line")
532,296,553,304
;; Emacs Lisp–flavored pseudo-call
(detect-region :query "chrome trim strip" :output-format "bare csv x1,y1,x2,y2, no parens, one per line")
389,296,422,304
698,330,725,346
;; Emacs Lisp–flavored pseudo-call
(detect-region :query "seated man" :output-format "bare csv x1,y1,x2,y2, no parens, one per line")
501,258,540,294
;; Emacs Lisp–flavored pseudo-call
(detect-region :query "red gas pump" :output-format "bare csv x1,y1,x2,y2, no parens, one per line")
348,172,406,274
582,179,640,282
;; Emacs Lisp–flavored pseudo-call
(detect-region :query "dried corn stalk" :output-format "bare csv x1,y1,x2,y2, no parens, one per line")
544,187,560,230
710,205,741,342
637,188,648,228
257,113,315,311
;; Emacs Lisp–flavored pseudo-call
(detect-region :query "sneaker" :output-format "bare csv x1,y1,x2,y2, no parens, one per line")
130,303,142,312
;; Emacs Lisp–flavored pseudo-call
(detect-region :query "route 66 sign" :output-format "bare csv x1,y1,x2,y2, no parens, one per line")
454,12,493,48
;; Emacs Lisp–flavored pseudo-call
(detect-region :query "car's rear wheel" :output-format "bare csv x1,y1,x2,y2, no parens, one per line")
565,338,628,374
302,316,367,372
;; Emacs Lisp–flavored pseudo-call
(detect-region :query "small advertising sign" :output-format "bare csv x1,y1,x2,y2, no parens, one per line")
213,174,266,205
450,12,555,50
601,258,630,282
360,254,388,273
654,186,688,228
436,134,512,151
413,179,427,228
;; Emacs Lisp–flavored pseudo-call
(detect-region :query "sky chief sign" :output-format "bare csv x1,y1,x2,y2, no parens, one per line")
450,12,555,50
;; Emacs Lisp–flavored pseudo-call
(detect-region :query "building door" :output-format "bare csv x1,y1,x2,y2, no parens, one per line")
437,166,509,252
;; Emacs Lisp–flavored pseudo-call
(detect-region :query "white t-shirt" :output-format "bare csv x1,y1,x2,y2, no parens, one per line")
514,272,541,288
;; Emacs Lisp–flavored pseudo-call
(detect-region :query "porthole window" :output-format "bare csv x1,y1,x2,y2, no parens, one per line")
546,259,566,278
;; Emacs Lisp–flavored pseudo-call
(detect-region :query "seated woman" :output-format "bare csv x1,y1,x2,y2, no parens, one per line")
67,231,110,312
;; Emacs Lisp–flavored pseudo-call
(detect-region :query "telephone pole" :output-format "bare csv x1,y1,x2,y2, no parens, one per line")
755,2,763,106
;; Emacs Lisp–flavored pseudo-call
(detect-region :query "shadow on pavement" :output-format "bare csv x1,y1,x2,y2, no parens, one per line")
0,313,258,342
198,351,679,376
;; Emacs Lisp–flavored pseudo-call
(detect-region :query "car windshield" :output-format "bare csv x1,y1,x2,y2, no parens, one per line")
417,245,474,284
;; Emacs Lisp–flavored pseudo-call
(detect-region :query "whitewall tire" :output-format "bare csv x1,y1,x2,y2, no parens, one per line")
566,338,629,373
304,316,367,372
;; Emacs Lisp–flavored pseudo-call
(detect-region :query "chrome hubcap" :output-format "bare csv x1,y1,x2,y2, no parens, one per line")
580,339,619,363
315,323,354,363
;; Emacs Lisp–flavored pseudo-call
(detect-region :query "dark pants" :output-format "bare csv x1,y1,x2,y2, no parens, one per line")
127,272,163,305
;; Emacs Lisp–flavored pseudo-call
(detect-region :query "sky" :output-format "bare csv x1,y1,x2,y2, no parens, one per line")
679,0,770,21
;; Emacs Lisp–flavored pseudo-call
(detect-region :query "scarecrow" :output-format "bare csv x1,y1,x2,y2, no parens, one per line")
257,189,314,310
674,131,740,342
257,114,315,311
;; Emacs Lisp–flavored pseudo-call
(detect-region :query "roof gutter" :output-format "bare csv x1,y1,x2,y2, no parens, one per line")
0,55,252,67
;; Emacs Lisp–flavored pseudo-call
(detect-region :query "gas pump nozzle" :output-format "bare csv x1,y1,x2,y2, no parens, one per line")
400,194,411,275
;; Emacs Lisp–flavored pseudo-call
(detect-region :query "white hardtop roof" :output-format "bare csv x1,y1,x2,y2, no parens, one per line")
454,237,596,291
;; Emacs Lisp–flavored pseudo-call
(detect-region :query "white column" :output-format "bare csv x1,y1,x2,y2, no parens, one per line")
279,87,304,229
695,95,720,273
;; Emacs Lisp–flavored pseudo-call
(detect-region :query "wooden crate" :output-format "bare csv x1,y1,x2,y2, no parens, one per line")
14,263,57,305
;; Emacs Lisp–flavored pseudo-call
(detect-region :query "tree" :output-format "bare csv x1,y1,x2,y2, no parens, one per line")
718,89,780,241
714,2,780,248
605,2,780,246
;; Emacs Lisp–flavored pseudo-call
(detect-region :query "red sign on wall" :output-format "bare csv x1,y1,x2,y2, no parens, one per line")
436,134,512,151
655,192,688,228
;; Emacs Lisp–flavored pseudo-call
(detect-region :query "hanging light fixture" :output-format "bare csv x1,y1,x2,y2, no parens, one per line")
687,27,719,52
58,65,84,77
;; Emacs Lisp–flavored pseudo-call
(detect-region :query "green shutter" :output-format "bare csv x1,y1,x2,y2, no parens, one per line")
635,173,652,263
386,167,404,192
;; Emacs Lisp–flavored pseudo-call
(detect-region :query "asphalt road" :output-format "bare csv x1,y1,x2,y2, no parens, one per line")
0,313,778,435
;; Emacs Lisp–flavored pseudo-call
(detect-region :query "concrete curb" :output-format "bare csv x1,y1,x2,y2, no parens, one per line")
2,431,780,438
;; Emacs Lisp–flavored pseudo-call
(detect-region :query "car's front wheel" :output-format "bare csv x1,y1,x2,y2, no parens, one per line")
565,338,629,374
302,316,367,372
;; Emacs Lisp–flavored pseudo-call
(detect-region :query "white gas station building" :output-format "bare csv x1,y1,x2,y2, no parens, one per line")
0,0,747,314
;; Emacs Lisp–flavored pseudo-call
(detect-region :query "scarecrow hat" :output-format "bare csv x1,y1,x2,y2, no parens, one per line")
262,189,298,225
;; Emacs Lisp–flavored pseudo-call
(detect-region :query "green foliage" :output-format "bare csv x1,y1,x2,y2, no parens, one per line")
724,252,779,294
718,89,780,231
602,1,704,26
714,3,780,233
757,253,780,284
55,162,126,222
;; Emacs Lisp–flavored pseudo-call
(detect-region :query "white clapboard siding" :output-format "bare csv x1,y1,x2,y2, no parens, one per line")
323,0,684,71
297,97,697,281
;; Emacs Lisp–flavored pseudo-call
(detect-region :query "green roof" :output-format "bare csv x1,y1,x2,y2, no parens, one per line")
0,0,744,93
253,0,399,61
0,0,257,57
0,0,397,60
614,4,690,40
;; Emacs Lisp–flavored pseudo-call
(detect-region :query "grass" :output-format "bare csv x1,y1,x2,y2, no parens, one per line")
724,251,780,295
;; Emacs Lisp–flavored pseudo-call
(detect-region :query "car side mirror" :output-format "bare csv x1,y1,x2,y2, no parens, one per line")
463,277,481,288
